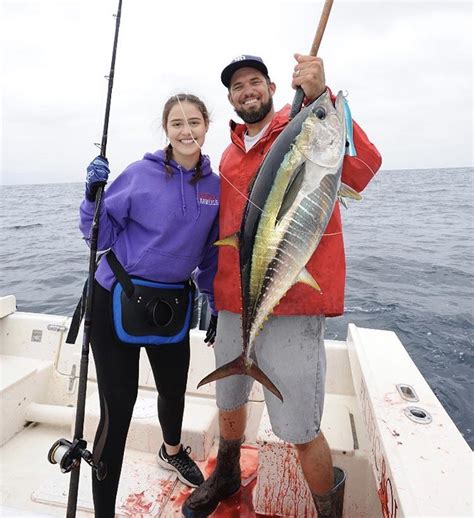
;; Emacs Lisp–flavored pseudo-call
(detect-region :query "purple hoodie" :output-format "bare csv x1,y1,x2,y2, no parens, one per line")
80,150,219,313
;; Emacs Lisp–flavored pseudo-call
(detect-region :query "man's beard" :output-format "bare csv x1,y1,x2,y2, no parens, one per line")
235,97,274,124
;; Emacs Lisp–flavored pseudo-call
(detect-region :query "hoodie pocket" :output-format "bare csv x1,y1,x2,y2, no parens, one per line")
128,247,201,281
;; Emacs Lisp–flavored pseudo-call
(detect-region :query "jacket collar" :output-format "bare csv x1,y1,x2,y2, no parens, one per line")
229,105,291,151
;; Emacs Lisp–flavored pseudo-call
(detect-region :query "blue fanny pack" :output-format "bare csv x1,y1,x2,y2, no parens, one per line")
107,252,194,346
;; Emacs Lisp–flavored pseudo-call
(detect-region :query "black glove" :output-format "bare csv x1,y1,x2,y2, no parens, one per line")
204,314,218,345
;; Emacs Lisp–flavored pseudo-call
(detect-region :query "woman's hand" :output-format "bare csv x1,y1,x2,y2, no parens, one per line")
204,314,218,346
85,156,110,201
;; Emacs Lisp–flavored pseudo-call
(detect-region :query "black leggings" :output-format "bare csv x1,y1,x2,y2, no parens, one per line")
90,282,190,517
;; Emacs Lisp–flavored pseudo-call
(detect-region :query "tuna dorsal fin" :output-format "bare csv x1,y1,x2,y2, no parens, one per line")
295,267,322,292
276,161,306,224
338,182,362,201
214,232,240,249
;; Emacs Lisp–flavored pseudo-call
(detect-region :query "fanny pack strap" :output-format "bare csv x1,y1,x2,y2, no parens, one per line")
66,250,131,344
65,280,87,344
106,250,134,298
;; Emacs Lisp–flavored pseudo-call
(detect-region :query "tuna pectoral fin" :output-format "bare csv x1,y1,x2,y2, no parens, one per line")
197,355,284,402
296,267,322,293
338,182,362,201
214,232,240,249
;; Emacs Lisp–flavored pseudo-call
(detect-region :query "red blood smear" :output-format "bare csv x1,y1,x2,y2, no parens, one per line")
123,490,153,513
202,455,218,478
169,486,193,507
168,445,279,517
213,479,255,517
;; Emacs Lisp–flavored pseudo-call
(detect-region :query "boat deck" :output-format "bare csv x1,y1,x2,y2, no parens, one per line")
1,296,472,517
1,422,267,517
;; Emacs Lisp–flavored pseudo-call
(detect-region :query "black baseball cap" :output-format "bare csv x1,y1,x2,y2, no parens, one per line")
221,55,269,88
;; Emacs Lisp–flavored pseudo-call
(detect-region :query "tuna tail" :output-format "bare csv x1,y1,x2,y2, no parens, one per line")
197,354,283,402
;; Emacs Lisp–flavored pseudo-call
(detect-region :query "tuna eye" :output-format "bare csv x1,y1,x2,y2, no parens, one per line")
314,107,326,120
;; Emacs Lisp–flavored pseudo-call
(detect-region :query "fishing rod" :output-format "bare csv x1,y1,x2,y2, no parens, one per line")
47,1,123,516
290,0,334,119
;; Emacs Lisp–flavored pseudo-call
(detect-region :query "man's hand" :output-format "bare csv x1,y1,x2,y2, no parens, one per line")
204,314,218,346
291,53,326,103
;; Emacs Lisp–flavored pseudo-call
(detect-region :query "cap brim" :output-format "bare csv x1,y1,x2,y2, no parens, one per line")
221,60,269,88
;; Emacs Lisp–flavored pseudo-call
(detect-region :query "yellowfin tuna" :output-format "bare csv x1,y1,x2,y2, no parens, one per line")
198,91,358,401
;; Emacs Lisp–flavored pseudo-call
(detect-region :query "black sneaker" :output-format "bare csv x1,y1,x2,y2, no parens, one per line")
157,444,204,488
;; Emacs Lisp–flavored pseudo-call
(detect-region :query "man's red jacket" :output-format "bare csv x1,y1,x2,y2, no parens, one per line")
214,100,382,317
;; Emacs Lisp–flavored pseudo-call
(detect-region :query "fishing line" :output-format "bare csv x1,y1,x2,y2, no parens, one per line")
220,162,344,238
174,95,345,238
175,94,202,152
353,155,378,179
174,94,266,213
219,172,266,213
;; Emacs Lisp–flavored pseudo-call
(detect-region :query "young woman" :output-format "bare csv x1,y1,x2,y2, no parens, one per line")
80,94,219,516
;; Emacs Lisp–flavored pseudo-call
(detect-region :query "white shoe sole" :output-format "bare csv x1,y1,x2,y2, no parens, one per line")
157,453,201,488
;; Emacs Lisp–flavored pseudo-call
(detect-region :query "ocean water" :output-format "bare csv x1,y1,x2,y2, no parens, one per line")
1,168,473,447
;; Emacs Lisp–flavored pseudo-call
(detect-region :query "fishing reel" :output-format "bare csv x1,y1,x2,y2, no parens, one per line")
48,438,107,481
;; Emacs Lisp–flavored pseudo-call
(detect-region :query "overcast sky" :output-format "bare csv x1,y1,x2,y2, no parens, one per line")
1,0,472,185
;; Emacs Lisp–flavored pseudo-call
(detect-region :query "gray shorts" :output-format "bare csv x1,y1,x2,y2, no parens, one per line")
214,310,326,444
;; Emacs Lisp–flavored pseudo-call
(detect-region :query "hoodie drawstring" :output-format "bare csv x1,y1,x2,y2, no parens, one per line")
178,165,201,219
195,182,201,220
178,166,186,215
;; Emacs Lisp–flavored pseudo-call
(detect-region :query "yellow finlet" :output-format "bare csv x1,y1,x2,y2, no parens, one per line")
296,267,322,292
214,233,239,249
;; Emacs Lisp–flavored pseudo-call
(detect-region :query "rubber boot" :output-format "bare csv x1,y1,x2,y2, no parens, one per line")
312,467,346,518
181,437,242,518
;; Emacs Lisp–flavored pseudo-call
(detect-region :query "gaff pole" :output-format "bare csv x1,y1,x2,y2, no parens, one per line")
290,0,334,119
66,1,123,515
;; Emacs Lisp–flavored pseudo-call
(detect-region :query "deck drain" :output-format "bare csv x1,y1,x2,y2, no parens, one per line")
404,406,432,424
